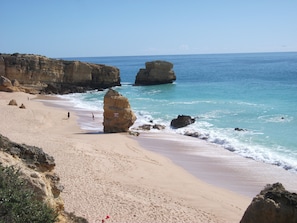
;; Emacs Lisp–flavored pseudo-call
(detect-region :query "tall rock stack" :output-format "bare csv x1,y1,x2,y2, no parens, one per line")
134,60,176,85
103,89,136,133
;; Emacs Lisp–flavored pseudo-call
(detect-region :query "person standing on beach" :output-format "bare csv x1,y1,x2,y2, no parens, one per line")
68,112,70,119
92,112,94,120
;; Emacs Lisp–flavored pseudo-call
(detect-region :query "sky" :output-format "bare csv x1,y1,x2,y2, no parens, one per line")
1,0,297,58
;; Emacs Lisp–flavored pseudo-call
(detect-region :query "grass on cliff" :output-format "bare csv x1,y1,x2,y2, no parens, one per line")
0,165,57,223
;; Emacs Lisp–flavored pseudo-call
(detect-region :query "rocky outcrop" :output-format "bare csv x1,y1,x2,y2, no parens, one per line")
170,115,196,129
0,134,88,222
0,75,14,92
0,134,64,218
135,60,176,85
0,75,39,94
136,124,166,131
103,89,136,133
0,53,120,94
240,182,297,223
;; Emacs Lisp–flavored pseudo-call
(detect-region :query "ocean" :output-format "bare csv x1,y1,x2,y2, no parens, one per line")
59,52,297,173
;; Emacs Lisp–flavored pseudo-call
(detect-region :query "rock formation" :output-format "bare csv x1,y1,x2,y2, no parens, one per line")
136,124,166,131
135,60,176,85
0,53,120,94
170,115,196,129
0,75,14,92
0,134,63,218
103,89,136,133
0,134,87,222
8,99,18,106
240,182,297,223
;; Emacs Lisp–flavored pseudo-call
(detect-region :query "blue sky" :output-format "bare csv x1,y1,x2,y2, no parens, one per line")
1,0,296,57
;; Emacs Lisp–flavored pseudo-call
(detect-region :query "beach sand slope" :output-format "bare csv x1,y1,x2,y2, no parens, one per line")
0,92,250,223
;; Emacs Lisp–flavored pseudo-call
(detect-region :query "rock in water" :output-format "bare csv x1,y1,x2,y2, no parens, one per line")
170,115,195,128
103,89,136,133
135,60,176,85
240,182,297,223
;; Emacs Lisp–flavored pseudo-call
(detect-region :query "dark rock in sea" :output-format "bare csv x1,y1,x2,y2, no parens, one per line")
235,127,246,131
170,115,195,129
152,124,166,130
137,124,152,131
134,60,176,85
240,182,297,223
0,53,121,94
184,131,201,138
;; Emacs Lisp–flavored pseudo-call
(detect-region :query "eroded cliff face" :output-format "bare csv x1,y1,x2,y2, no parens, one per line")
0,53,120,94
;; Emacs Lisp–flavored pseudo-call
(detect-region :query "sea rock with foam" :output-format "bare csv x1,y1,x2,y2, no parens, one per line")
103,89,136,133
170,115,196,129
240,182,297,223
134,60,176,85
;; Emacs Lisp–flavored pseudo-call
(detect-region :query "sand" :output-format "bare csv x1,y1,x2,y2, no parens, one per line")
0,92,296,223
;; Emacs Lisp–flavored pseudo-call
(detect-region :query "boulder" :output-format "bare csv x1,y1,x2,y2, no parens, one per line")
235,127,246,131
103,89,136,133
136,124,166,131
8,99,18,106
135,60,176,85
240,182,297,223
0,75,14,92
184,131,201,138
0,76,35,93
0,53,121,94
170,115,195,129
19,103,26,109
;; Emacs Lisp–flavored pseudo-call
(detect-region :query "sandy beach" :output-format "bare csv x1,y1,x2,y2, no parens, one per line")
1,92,296,223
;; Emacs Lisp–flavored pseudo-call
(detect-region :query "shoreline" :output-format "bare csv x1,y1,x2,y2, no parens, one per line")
136,132,297,197
37,94,297,197
1,91,295,222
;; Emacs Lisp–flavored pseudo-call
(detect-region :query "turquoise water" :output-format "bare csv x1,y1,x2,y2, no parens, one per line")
61,52,297,172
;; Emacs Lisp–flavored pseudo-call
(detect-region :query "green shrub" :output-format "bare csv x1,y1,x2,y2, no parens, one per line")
0,165,57,223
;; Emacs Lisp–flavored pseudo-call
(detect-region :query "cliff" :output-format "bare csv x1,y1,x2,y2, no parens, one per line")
0,53,120,94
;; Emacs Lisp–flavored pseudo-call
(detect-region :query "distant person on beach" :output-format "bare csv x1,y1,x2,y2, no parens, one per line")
68,112,70,119
92,112,94,120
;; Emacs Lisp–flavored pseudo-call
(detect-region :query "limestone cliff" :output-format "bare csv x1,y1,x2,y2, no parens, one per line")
0,53,120,94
